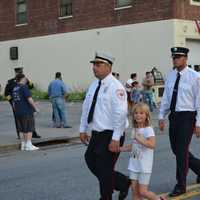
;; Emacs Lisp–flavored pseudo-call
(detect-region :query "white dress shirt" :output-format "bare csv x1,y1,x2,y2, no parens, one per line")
80,73,128,141
159,66,200,126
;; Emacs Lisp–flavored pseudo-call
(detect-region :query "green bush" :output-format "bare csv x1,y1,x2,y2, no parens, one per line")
31,88,49,100
67,91,86,102
0,95,4,101
31,88,86,102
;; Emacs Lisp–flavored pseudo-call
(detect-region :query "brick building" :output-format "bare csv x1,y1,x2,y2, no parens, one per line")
0,0,200,90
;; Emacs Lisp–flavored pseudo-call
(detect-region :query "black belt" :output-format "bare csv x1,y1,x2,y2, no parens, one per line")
92,130,125,137
170,111,196,116
92,130,113,134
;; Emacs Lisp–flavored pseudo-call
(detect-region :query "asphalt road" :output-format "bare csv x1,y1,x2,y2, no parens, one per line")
0,134,199,200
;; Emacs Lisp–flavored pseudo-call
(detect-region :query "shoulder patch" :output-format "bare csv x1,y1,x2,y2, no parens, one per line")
116,89,126,101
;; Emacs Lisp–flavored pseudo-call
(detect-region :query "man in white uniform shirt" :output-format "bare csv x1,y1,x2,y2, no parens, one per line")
80,52,130,200
159,47,200,197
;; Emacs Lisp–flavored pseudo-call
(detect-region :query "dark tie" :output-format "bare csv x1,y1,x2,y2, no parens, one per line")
170,72,181,112
87,80,101,124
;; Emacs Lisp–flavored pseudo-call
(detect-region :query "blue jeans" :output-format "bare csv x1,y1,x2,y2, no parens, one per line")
143,90,154,112
51,97,68,127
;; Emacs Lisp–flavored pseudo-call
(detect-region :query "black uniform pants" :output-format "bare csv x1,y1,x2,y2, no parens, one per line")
85,130,129,200
169,111,200,189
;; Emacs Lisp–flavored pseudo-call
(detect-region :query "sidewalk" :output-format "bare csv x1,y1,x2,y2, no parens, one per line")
0,101,82,151
0,101,164,151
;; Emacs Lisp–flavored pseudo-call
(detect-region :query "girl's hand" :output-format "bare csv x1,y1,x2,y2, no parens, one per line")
135,133,145,143
119,144,132,152
119,146,126,152
119,147,123,152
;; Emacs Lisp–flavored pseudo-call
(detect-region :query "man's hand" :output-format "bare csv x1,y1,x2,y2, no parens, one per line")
109,140,120,153
195,126,200,138
159,119,165,131
80,133,90,145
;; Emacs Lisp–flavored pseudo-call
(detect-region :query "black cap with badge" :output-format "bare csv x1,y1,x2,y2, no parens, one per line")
171,47,189,58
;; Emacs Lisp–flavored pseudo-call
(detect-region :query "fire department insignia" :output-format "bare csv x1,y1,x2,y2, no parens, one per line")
116,89,125,101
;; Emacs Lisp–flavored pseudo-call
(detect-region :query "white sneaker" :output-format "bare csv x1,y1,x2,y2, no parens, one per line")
25,144,39,151
21,142,25,151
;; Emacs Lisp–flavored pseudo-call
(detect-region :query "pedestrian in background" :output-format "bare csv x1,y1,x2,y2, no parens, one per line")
152,88,157,109
159,47,200,197
112,72,116,77
4,67,41,139
130,81,142,108
142,72,154,112
120,103,166,200
48,72,71,128
116,73,120,80
80,52,130,200
11,73,39,151
125,73,137,113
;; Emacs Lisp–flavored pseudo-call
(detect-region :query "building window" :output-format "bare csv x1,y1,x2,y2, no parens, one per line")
16,0,27,24
190,0,200,6
60,0,72,17
116,0,132,8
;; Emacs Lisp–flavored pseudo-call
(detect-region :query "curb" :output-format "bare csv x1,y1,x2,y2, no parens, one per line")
0,136,80,153
159,184,200,200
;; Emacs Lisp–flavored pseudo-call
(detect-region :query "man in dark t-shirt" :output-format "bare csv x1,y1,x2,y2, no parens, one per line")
4,67,41,138
12,73,39,151
12,85,35,117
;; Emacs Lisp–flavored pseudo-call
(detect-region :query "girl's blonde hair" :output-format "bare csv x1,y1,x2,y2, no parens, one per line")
132,103,151,128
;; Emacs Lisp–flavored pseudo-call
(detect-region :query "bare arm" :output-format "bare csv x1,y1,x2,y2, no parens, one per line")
28,97,39,112
135,134,156,149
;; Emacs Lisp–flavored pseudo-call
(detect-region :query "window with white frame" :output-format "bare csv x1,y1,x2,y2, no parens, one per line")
116,0,132,8
190,0,200,6
60,0,72,17
16,0,27,24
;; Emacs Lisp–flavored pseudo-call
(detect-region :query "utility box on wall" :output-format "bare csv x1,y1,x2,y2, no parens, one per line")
10,47,18,60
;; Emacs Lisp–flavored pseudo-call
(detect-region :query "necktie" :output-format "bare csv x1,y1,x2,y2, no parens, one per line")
87,80,101,124
170,72,181,112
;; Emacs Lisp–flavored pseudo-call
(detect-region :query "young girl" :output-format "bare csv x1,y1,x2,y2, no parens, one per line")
120,103,166,200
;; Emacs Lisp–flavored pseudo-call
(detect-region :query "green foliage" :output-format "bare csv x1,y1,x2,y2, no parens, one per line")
67,91,86,102
0,95,4,101
31,88,49,100
31,88,86,102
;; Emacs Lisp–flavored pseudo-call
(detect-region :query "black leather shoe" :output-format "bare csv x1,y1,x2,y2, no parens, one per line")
118,179,131,200
169,186,186,197
119,191,128,200
32,131,41,138
197,175,200,184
